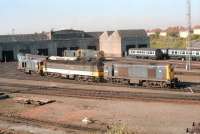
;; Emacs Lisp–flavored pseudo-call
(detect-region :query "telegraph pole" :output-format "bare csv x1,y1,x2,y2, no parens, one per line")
186,0,192,71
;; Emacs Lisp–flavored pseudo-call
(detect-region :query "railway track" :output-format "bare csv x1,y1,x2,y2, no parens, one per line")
0,113,106,133
0,83,200,103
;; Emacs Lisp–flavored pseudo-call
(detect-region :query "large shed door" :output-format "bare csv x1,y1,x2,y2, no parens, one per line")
2,51,14,62
57,48,67,56
126,45,136,55
38,49,48,56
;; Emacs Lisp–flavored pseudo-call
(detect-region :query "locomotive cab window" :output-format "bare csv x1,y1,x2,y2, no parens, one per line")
22,62,26,68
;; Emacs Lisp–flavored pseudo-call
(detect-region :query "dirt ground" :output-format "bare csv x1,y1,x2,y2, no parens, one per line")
0,120,73,134
0,93,200,134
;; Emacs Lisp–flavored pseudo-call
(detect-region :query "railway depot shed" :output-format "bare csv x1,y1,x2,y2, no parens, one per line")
0,29,149,61
99,30,149,57
0,30,101,61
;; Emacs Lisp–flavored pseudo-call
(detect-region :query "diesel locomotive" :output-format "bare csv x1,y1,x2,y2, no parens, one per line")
17,52,178,88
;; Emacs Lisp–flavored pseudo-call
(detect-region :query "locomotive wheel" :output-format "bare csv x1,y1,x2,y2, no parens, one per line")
142,81,149,87
122,79,130,85
75,76,81,81
95,78,100,83
161,83,167,88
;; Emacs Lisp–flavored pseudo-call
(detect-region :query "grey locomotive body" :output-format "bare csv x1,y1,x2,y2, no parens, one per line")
104,62,176,88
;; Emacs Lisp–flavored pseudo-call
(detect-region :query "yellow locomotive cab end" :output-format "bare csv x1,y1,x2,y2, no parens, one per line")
166,64,175,81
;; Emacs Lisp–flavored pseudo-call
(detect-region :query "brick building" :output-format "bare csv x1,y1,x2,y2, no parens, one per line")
99,30,149,57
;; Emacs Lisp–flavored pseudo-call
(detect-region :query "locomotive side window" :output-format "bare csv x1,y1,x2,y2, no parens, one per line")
22,62,26,68
112,65,114,77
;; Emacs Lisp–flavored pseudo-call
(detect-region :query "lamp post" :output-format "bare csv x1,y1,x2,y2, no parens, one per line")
186,0,192,71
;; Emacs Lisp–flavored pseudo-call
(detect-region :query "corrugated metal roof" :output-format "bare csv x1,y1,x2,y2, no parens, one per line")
107,31,114,36
52,29,84,35
0,33,49,42
117,29,147,38
52,30,102,39
85,32,103,38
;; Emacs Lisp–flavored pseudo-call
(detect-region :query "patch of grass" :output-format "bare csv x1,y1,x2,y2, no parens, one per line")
105,123,138,134
150,36,186,49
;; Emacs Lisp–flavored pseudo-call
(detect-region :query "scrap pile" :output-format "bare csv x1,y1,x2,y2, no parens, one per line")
15,97,55,106
0,93,9,100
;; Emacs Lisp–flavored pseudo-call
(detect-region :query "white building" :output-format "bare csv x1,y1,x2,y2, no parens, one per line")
159,32,167,37
193,29,200,35
179,31,189,38
147,32,156,36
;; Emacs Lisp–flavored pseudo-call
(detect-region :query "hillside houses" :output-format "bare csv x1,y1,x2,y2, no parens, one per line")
193,25,200,35
147,25,200,38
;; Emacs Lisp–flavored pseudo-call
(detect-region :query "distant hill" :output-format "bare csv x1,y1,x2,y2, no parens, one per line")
150,35,200,49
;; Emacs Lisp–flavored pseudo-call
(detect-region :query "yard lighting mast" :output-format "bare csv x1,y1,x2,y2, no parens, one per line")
186,0,192,71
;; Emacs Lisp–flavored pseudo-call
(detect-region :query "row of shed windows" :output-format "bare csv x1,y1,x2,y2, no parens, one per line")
17,46,96,56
